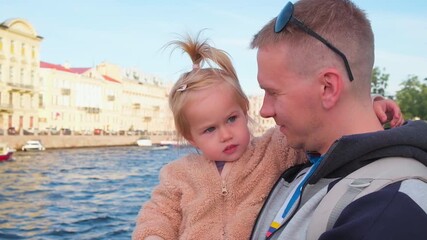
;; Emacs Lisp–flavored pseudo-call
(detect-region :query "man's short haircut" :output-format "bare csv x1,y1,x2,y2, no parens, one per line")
251,0,374,92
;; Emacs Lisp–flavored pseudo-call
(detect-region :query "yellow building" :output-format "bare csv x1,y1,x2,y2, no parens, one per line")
0,17,271,138
0,17,173,136
0,18,42,134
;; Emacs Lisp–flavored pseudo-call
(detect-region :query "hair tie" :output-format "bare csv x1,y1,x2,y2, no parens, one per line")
192,63,200,69
176,84,187,92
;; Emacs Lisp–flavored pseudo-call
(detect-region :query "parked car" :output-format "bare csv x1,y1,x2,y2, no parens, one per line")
23,128,35,135
94,128,102,135
47,128,60,135
21,140,46,151
38,129,49,135
7,127,17,135
61,128,72,135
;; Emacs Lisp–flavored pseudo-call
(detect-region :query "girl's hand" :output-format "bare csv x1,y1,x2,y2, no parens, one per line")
373,98,404,128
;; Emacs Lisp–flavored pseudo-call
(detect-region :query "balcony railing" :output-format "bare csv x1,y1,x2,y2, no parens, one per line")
133,103,141,109
0,103,13,113
7,82,35,93
107,95,115,101
79,107,101,114
61,88,71,95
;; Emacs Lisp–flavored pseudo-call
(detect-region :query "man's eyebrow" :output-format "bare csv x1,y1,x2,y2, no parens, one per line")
260,86,275,93
259,84,269,91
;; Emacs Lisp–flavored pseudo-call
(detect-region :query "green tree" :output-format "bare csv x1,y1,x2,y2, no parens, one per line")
395,75,427,120
371,67,389,96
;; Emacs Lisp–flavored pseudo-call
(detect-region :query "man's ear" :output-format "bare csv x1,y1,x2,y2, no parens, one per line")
319,69,343,109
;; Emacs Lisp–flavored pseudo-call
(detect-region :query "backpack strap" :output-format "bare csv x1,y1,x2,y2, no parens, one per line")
307,157,427,240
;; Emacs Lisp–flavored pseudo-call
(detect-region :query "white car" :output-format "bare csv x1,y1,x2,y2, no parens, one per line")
21,140,46,151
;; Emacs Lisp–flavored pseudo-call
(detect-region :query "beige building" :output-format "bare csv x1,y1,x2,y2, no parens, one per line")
0,18,172,136
248,95,276,136
119,66,172,133
0,18,42,134
0,17,272,137
38,61,172,135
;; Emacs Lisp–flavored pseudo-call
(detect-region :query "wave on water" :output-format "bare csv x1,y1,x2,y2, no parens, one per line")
0,146,194,239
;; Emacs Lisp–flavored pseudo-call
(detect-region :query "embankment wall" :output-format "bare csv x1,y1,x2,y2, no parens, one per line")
1,135,168,150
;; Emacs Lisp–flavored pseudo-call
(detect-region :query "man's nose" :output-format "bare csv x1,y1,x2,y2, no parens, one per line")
260,102,274,118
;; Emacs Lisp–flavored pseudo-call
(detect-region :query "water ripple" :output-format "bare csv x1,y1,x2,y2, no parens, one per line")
0,146,193,239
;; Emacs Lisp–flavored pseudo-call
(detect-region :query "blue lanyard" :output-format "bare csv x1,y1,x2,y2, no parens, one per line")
266,153,323,237
281,154,322,218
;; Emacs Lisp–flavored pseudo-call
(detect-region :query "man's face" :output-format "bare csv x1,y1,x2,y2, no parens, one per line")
256,44,320,151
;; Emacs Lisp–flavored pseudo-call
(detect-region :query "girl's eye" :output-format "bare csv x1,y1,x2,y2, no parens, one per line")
227,116,237,123
204,127,215,134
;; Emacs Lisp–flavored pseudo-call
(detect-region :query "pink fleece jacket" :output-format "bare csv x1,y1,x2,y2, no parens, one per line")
133,127,307,240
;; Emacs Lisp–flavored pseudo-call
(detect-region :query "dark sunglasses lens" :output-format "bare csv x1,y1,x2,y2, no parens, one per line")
275,2,294,33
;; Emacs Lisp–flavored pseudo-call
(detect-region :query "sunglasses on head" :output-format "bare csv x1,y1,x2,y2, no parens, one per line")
275,2,354,81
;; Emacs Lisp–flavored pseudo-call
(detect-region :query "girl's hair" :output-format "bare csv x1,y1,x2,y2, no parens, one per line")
167,32,249,141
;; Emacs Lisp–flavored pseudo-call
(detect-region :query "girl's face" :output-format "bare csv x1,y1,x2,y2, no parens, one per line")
184,82,250,162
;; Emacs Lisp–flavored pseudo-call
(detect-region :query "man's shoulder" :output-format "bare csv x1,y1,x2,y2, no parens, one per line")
327,157,427,214
308,157,427,239
327,179,427,239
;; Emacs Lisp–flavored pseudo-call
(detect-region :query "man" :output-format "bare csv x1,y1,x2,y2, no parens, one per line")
249,0,427,239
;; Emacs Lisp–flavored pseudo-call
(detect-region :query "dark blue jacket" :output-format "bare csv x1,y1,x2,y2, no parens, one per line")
250,120,427,240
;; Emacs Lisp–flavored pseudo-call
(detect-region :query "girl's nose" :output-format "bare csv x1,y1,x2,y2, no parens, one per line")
220,127,232,142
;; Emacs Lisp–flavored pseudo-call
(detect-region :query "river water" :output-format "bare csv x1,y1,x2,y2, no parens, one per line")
0,146,195,239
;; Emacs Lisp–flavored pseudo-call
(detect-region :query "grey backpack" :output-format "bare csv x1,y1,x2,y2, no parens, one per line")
307,157,427,240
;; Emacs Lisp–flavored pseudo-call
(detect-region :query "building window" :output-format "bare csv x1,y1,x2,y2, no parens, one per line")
38,94,44,108
20,68,24,83
10,40,15,54
31,70,35,85
9,66,14,81
31,46,36,59
20,94,24,107
21,43,26,57
9,92,12,106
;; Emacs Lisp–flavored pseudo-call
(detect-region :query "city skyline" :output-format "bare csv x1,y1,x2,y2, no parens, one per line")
1,0,426,96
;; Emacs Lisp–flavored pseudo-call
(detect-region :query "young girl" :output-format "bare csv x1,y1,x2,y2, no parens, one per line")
132,34,403,240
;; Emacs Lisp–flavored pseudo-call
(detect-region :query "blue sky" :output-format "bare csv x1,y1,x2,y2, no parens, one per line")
1,0,426,96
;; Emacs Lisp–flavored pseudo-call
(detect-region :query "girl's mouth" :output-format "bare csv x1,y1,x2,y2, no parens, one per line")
223,144,238,154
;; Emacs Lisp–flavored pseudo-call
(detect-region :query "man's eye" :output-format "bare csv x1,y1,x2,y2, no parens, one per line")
265,90,277,97
268,92,277,97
